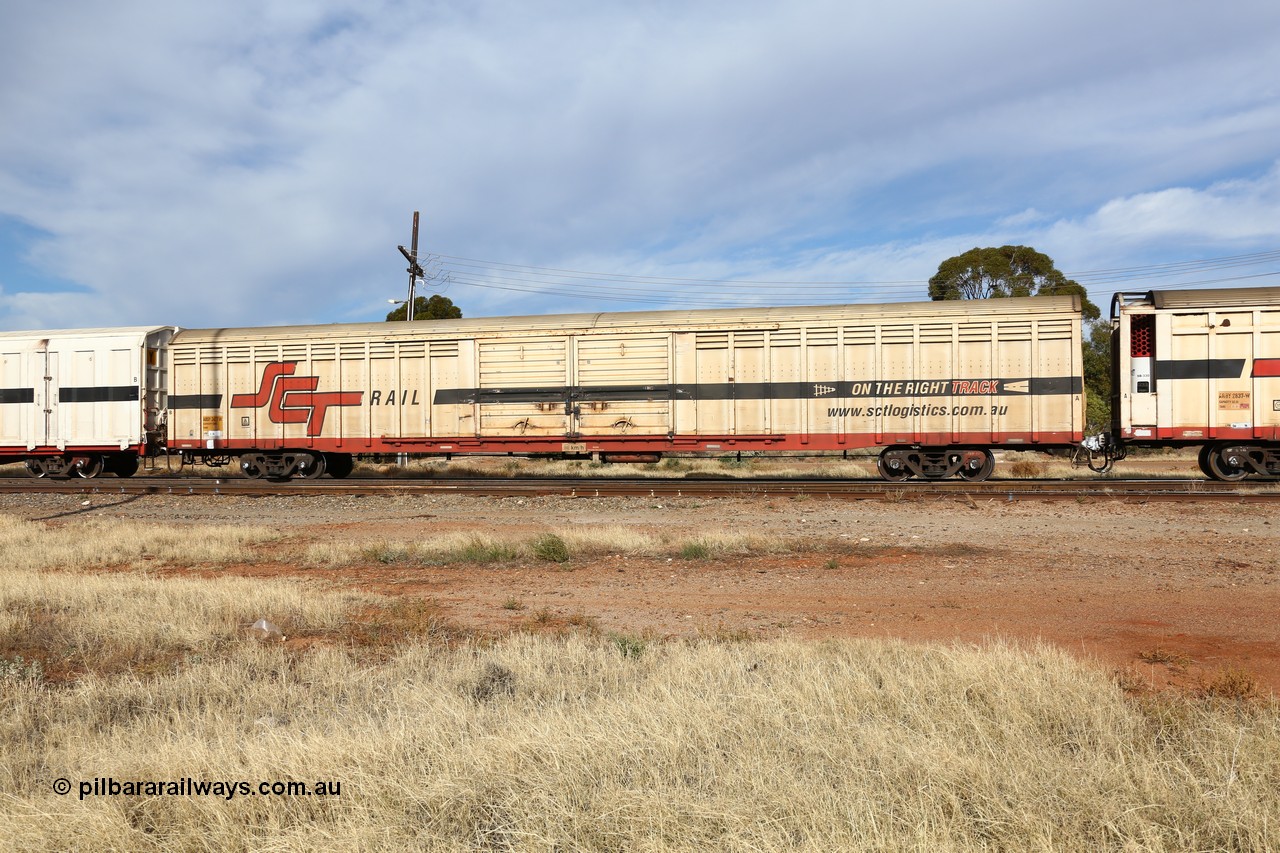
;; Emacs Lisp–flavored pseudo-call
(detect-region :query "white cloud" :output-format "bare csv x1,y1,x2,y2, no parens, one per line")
1012,164,1280,279
0,0,1278,328
1066,166,1280,245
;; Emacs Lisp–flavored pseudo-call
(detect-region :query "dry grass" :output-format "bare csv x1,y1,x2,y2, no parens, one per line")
359,450,1218,483
1138,646,1193,668
4,518,1279,850
301,527,998,569
357,454,879,481
2,626,1278,851
302,526,831,568
1008,458,1048,478
0,514,275,571
0,515,365,681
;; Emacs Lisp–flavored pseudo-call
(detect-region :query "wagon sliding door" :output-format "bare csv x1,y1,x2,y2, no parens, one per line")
476,337,571,438
575,334,670,438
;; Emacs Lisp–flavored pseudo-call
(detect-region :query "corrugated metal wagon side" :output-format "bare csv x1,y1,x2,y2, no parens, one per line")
0,326,175,477
170,295,1084,481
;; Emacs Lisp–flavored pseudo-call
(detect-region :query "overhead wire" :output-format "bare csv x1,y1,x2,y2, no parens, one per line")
441,273,793,307
430,249,1280,308
437,254,921,287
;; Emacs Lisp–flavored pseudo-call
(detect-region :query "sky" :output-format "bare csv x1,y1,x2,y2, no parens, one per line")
1,0,1278,331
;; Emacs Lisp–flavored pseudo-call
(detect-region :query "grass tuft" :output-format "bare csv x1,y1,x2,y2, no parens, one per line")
0,654,44,687
456,537,519,564
1198,667,1260,701
679,541,712,560
531,533,570,563
610,633,647,659
1138,646,1193,668
469,661,517,703
1008,458,1046,478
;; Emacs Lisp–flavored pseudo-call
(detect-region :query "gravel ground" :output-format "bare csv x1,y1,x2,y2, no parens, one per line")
5,488,1277,694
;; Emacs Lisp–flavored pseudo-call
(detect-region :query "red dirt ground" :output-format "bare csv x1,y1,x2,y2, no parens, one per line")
271,545,1280,694
12,483,1280,695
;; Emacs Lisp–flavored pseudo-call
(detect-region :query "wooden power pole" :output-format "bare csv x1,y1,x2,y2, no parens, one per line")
397,211,426,321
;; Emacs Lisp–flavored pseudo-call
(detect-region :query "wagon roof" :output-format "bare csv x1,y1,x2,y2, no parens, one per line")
0,326,176,341
1149,287,1280,310
173,295,1081,343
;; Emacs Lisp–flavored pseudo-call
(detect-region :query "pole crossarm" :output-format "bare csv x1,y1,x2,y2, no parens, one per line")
397,245,426,279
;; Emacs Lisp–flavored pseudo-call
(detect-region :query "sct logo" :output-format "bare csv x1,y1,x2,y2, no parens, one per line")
230,362,363,437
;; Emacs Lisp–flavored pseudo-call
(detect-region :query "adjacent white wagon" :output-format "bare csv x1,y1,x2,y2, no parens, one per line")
1111,286,1280,479
0,326,175,477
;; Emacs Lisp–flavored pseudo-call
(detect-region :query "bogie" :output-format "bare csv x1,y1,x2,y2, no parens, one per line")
1196,442,1280,481
876,447,996,481
22,455,107,479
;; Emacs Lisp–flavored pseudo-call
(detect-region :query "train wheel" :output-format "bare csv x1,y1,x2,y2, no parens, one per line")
876,449,911,481
957,450,995,482
1197,444,1215,478
1205,445,1249,481
73,455,104,479
296,452,327,480
324,453,354,479
108,453,139,478
240,457,265,480
23,458,48,478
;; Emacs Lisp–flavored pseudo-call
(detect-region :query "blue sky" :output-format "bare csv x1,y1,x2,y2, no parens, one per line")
1,0,1278,330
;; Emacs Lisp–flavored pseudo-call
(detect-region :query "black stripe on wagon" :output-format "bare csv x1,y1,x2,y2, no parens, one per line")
169,394,224,409
59,386,139,403
0,388,35,404
1154,359,1246,380
1027,377,1084,395
433,377,1083,406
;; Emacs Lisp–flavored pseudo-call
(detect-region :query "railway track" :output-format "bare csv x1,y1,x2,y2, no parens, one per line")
1,475,1276,502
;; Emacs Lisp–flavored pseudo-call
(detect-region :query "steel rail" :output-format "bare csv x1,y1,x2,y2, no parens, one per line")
2,476,1276,502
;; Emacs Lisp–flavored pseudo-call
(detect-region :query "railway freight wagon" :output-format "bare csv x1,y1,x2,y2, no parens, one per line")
1112,287,1280,479
167,295,1085,480
0,326,176,477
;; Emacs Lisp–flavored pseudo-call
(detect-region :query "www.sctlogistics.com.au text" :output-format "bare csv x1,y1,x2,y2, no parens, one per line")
827,404,1010,418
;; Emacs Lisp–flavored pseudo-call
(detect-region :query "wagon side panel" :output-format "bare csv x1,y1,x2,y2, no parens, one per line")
0,346,33,452
576,333,671,437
